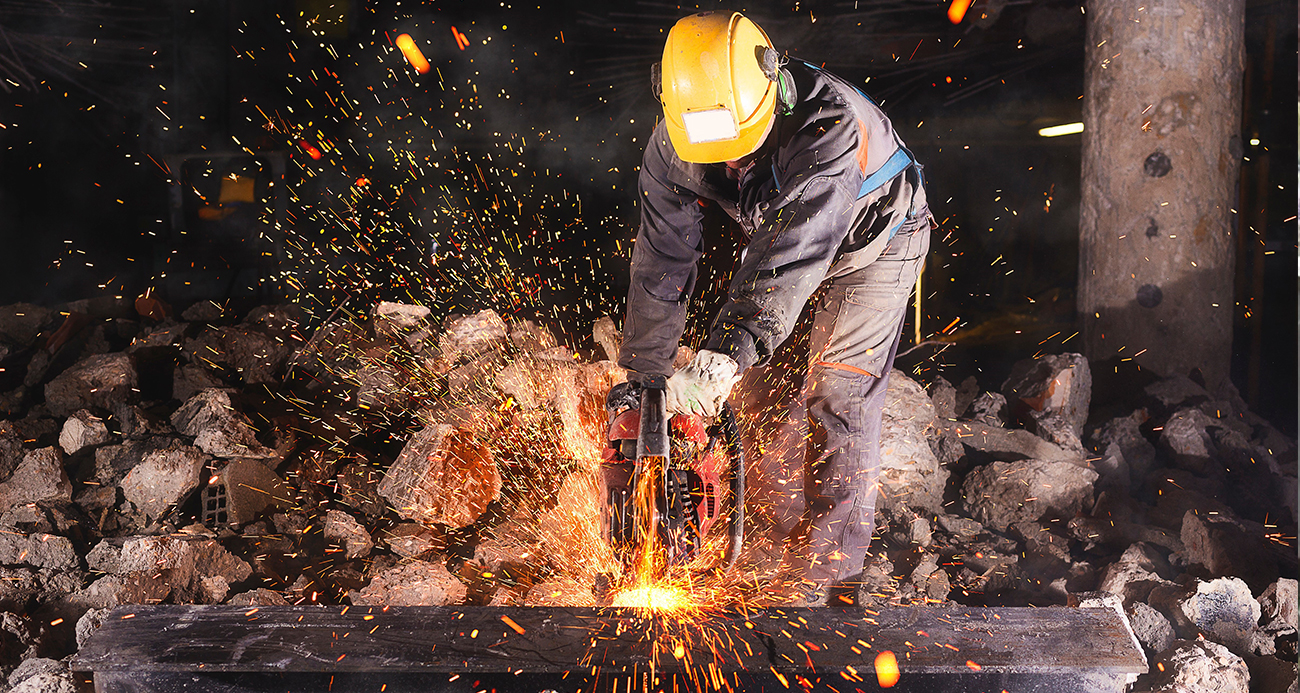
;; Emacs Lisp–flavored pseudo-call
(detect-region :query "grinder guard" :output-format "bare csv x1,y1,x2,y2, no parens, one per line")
600,379,744,575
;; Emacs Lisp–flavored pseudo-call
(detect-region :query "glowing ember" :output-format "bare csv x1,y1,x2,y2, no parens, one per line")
610,585,695,612
394,33,431,74
947,0,973,24
875,650,901,688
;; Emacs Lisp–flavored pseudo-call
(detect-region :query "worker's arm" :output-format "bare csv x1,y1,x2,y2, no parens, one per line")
703,113,866,372
618,128,706,380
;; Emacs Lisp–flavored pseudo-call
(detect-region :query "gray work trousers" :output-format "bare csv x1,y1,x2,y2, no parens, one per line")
784,219,930,589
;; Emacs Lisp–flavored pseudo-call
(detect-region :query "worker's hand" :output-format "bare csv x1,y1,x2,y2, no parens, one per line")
666,350,741,417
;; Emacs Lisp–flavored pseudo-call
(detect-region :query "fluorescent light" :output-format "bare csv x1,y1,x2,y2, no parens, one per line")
1038,122,1084,137
681,108,738,144
1249,138,1260,146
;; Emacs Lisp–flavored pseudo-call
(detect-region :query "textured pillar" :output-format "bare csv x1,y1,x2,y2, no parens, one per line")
1079,0,1245,390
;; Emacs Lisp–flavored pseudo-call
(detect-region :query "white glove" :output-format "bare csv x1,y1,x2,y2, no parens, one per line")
666,349,741,417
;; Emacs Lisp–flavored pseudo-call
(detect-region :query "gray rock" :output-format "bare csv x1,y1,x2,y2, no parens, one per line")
348,561,465,606
1160,408,1219,475
43,353,137,417
7,658,70,691
1,610,39,672
1098,542,1176,605
508,319,557,354
1181,510,1289,593
969,391,1007,426
1144,375,1211,414
0,304,54,347
0,422,24,483
125,322,187,353
953,376,980,419
0,448,72,509
380,523,443,559
170,389,274,459
0,533,77,572
962,458,1098,532
591,316,621,363
945,420,1079,462
1244,655,1298,693
58,409,112,455
181,301,226,323
1181,577,1265,656
112,535,253,604
878,370,947,513
928,376,957,420
1144,640,1249,693
1257,579,1298,633
337,463,386,518
323,510,373,560
1126,601,1176,655
112,404,172,440
74,607,109,649
243,305,304,337
935,513,985,540
172,362,226,403
436,310,508,371
119,443,206,520
226,588,290,606
1001,353,1091,450
1089,411,1156,488
378,423,499,527
182,325,293,385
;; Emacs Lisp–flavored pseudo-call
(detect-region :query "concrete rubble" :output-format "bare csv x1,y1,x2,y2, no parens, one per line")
0,297,1291,689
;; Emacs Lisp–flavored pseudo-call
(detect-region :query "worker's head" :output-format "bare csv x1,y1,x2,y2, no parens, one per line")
655,12,782,165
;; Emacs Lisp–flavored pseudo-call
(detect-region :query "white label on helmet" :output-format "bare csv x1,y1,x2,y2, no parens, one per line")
681,108,739,144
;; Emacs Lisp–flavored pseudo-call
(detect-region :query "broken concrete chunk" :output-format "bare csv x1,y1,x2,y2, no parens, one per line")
935,513,985,540
1181,577,1266,657
74,607,109,650
349,561,465,606
225,588,290,606
323,510,373,560
928,376,958,420
0,533,78,572
1257,578,1297,633
1098,542,1175,605
337,463,386,518
508,319,557,353
592,316,621,363
968,391,1007,427
1144,375,1211,415
243,305,304,336
0,447,72,509
962,458,1097,533
172,362,226,403
204,458,293,527
1001,353,1091,449
1144,640,1249,693
170,388,274,459
43,352,138,417
879,370,946,513
378,424,500,528
112,403,172,440
946,420,1079,463
181,301,226,323
0,421,24,482
115,535,253,604
380,523,444,559
1160,408,1219,475
1181,510,1287,593
0,303,55,347
524,576,597,607
58,409,112,455
119,443,206,521
372,302,433,351
437,310,507,371
1126,601,1176,655
183,325,293,384
1090,411,1156,486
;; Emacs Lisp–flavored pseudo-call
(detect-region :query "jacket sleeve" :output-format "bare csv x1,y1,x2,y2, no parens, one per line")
704,113,865,372
617,127,705,380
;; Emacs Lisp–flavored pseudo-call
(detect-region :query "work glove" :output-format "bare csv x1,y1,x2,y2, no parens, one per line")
666,349,741,417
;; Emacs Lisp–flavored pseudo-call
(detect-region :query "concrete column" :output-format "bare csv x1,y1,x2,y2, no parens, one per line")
1079,0,1245,390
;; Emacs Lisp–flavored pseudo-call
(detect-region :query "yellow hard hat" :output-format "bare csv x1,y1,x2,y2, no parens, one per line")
658,12,779,164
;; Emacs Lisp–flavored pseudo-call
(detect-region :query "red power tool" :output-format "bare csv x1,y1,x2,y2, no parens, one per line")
599,377,744,578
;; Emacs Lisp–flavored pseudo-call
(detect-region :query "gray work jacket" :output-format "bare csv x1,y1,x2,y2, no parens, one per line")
619,60,930,379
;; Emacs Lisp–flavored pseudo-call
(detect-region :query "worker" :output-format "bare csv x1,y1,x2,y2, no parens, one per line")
616,11,933,606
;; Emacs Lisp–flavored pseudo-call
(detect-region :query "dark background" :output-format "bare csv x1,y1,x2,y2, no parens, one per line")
0,0,1293,431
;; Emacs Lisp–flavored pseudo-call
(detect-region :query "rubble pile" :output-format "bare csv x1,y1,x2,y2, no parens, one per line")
0,298,1293,691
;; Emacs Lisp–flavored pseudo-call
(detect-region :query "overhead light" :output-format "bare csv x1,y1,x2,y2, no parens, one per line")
1038,122,1084,137
1249,137,1260,146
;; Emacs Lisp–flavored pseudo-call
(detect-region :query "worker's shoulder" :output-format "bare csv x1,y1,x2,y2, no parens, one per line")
787,61,884,121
